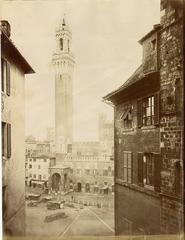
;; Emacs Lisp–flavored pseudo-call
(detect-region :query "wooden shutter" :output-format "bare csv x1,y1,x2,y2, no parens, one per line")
131,152,133,184
2,122,6,157
138,152,143,186
154,153,161,192
1,58,5,92
137,99,143,128
6,61,10,96
154,93,159,125
7,123,11,158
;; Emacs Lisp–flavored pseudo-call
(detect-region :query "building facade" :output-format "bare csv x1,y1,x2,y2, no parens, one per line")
25,156,56,189
25,137,54,156
61,154,114,193
103,0,183,237
1,20,34,235
53,18,75,155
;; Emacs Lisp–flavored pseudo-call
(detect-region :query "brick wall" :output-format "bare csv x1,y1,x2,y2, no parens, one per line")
159,0,183,234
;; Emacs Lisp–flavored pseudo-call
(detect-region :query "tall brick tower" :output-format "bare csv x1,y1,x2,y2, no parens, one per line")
52,18,75,155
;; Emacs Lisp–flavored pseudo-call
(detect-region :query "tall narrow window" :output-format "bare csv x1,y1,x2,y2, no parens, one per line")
151,39,156,51
60,38,63,50
68,39,70,52
1,58,10,95
142,96,154,126
6,62,10,96
1,58,5,92
2,122,6,157
123,152,132,183
2,186,7,220
138,152,161,191
143,153,155,186
7,123,11,158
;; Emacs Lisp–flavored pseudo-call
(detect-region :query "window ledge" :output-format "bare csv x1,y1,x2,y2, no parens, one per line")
140,125,157,131
116,178,160,198
122,128,135,133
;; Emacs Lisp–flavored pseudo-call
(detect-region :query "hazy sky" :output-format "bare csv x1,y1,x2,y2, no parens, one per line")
1,0,160,141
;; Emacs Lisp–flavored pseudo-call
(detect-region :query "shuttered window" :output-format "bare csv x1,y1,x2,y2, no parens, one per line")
142,96,154,126
137,99,143,128
1,122,11,159
153,153,161,192
2,122,6,157
123,152,133,183
7,123,11,158
1,58,10,95
137,94,159,127
6,62,10,96
154,94,159,125
1,58,5,92
138,152,161,192
138,152,143,185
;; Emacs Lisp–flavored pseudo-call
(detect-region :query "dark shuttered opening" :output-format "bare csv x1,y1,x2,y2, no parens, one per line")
138,152,143,186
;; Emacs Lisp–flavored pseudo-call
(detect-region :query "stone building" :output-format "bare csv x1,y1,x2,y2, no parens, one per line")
53,18,75,155
1,20,34,235
62,154,114,193
98,113,114,158
25,137,53,156
25,155,56,189
103,0,183,237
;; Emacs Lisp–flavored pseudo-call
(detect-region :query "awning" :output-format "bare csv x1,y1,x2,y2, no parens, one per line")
121,108,131,119
101,186,109,190
31,180,45,184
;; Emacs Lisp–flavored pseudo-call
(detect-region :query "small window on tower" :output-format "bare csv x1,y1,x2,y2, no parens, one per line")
68,39,70,52
151,39,156,51
60,38,63,50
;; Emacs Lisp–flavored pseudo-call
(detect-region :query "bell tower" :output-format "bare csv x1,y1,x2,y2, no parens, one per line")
53,18,75,155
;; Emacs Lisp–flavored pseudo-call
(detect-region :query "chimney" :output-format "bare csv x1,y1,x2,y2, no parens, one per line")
1,20,11,37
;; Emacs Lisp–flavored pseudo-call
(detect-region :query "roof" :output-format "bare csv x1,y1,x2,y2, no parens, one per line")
1,30,35,74
103,65,143,101
103,66,159,103
138,24,161,44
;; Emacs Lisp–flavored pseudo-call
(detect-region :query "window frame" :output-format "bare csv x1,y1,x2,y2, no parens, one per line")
60,38,63,50
142,95,155,126
121,106,133,130
2,122,11,159
123,151,133,184
1,57,10,96
143,153,155,187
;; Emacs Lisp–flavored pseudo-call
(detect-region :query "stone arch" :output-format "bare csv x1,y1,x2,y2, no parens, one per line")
77,182,82,192
85,182,90,192
51,173,61,192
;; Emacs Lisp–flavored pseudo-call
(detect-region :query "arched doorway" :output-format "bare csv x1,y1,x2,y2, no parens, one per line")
77,182,81,192
52,173,61,192
85,183,90,192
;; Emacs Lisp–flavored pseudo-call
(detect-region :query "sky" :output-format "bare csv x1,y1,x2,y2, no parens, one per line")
1,0,160,141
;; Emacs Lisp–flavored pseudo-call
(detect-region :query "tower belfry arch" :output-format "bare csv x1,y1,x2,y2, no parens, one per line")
52,18,75,156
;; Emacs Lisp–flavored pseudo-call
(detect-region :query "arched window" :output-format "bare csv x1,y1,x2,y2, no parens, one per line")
60,38,63,50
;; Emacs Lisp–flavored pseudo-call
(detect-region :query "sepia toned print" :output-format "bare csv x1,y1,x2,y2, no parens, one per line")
0,0,184,239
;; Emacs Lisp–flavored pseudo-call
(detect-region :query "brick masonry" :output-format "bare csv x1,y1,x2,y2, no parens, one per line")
159,0,183,234
104,0,184,237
